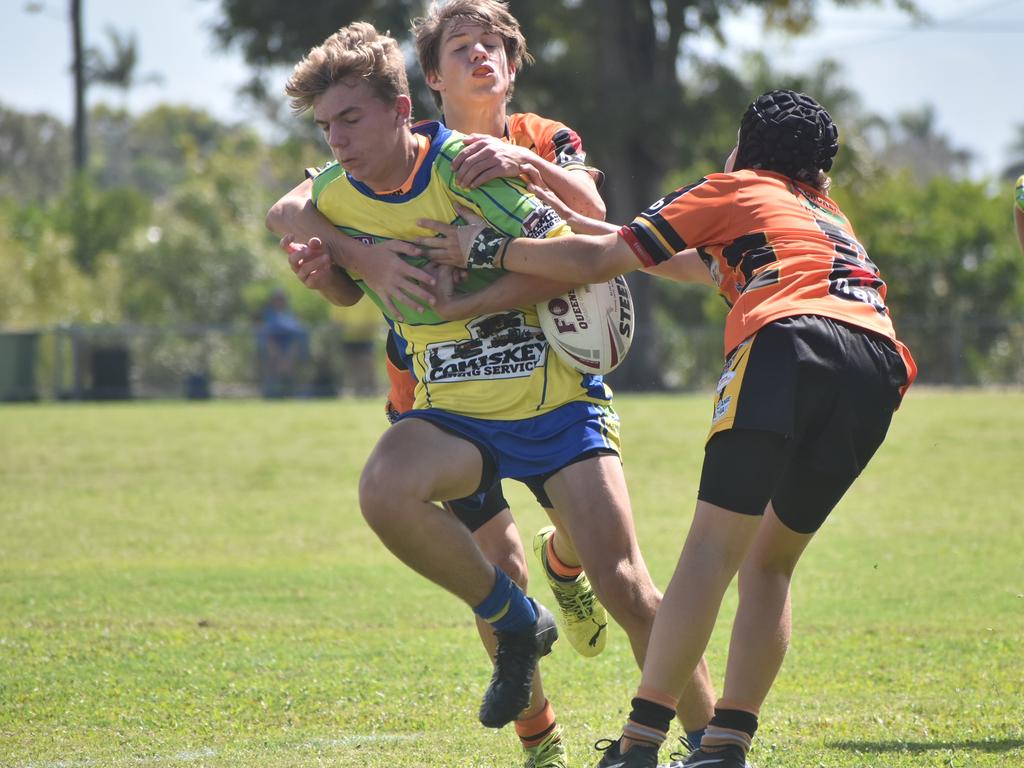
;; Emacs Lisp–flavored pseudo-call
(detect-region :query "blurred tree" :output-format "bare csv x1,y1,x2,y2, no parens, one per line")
0,198,124,327
0,105,70,203
89,104,229,195
118,129,287,327
83,28,166,192
71,0,87,172
59,176,151,274
835,172,1023,384
0,102,302,330
210,0,918,389
875,105,973,184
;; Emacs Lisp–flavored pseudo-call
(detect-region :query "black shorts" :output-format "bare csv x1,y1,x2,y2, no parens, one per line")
698,315,908,534
446,481,510,533
385,329,407,370
442,445,615,529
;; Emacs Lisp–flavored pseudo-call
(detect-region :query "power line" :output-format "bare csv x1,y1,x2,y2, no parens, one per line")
773,0,1024,54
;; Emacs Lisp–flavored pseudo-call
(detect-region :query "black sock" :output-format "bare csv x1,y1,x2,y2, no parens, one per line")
622,696,674,748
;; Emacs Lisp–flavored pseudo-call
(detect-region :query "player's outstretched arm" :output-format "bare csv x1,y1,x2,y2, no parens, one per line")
266,178,436,321
520,171,617,236
521,175,710,285
427,266,576,321
417,206,639,285
643,248,714,285
498,231,637,284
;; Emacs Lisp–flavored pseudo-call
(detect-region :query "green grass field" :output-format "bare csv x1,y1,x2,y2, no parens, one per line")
2,391,1022,768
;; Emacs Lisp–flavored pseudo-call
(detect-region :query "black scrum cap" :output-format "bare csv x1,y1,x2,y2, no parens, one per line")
735,89,839,180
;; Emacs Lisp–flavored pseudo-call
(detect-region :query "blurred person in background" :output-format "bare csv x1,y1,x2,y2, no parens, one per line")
257,289,309,398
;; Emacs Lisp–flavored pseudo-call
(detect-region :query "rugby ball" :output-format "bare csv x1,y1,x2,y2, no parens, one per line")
537,276,634,375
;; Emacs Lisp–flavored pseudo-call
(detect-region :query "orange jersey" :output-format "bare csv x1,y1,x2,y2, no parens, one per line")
505,113,601,181
416,112,597,176
619,169,916,387
385,355,416,421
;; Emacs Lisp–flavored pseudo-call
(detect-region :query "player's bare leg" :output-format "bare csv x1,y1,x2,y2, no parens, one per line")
604,500,757,767
360,418,494,601
723,503,813,713
542,455,716,733
540,516,581,565
359,418,557,728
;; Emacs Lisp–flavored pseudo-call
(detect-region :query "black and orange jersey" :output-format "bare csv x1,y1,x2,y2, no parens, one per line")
619,169,916,386
505,113,602,184
420,112,601,181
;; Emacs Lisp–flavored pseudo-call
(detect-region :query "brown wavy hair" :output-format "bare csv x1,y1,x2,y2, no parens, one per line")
413,0,534,110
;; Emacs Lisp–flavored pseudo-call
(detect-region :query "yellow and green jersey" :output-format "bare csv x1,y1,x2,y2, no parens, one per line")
311,120,611,420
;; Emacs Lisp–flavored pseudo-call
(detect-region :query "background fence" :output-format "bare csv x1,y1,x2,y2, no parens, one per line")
0,324,380,402
2,317,1023,402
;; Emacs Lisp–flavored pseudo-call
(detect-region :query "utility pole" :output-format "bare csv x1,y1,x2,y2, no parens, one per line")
71,0,87,171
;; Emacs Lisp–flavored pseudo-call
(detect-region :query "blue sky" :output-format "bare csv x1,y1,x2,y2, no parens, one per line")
2,0,1022,179
709,0,1024,180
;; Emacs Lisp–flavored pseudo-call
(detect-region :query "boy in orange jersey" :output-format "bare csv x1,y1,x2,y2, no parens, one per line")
420,89,917,768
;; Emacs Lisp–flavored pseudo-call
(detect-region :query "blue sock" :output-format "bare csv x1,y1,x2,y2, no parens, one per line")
686,728,706,750
473,565,537,632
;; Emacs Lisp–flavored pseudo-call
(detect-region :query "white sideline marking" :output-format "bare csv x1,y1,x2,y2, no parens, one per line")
307,734,423,747
170,749,216,761
16,735,422,768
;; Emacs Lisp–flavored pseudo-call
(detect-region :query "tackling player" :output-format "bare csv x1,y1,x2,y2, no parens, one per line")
421,89,917,768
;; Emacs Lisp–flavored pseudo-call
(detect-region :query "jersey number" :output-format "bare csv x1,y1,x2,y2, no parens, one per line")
816,219,887,314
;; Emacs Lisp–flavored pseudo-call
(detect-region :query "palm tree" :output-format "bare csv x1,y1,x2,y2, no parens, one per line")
26,0,89,171
879,106,973,183
85,26,164,108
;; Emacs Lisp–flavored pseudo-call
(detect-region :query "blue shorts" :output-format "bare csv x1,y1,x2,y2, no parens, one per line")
397,401,621,505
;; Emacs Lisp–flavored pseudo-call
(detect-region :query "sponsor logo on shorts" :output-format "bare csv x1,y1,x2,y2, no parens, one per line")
712,395,732,425
716,370,736,395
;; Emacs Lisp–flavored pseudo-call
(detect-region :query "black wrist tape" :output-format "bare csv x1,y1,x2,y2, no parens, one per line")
467,228,511,269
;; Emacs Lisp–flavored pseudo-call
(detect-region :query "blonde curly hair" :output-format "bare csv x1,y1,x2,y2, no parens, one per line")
285,22,409,115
